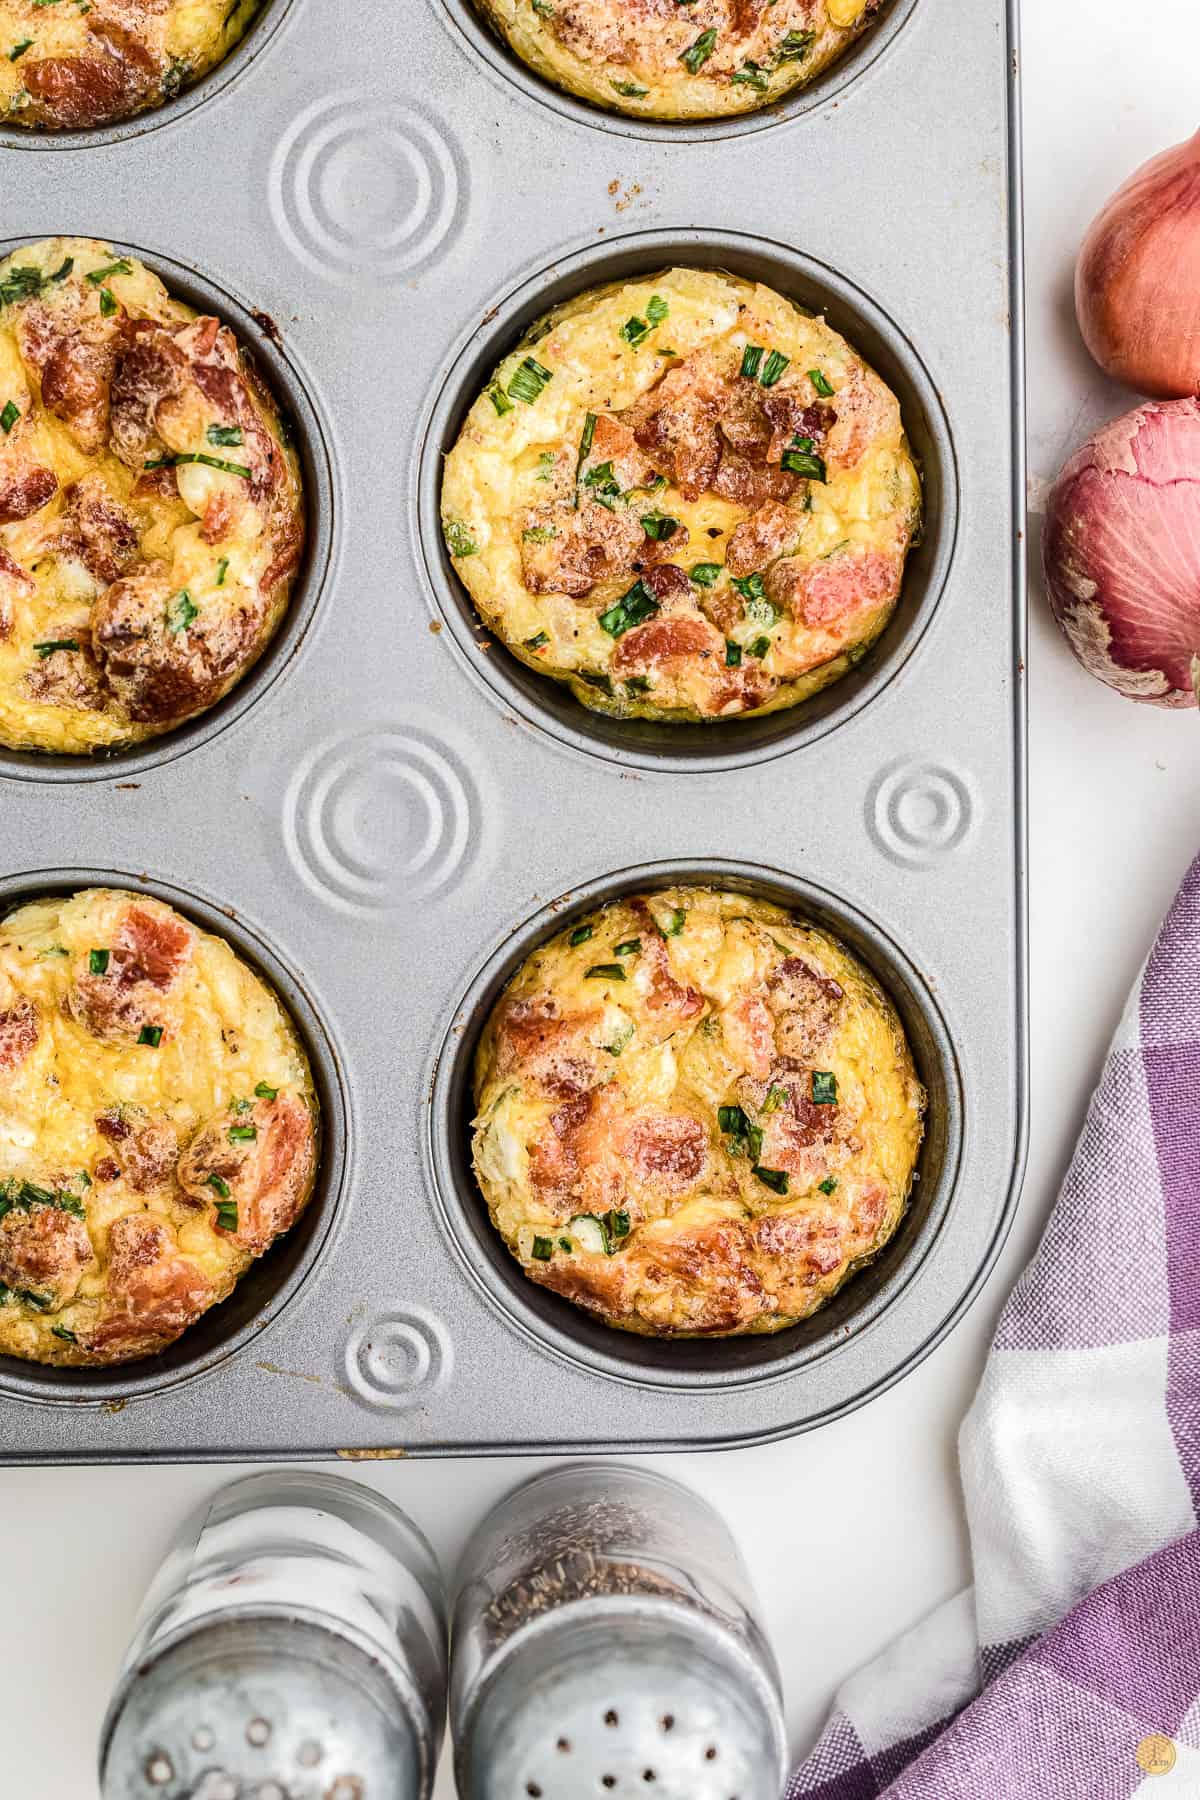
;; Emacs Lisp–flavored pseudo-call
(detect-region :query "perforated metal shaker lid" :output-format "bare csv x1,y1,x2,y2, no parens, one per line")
455,1602,788,1800
100,1616,432,1800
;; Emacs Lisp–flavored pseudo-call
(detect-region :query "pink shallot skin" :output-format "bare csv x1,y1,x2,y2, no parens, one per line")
1041,397,1200,707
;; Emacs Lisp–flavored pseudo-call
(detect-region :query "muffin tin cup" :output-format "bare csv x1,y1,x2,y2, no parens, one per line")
434,0,921,143
429,858,964,1394
0,234,338,786
0,0,301,153
417,226,959,775
0,868,352,1409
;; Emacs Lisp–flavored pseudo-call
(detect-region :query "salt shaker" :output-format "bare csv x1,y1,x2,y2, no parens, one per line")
100,1470,447,1799
451,1463,788,1799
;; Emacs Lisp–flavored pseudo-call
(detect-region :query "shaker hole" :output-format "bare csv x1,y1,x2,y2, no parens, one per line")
526,1785,542,1797
601,1780,616,1792
145,1755,173,1787
660,1716,675,1733
604,1710,619,1728
556,1738,572,1753
704,1746,719,1761
298,1740,324,1767
246,1717,272,1747
191,1727,215,1752
643,1771,657,1783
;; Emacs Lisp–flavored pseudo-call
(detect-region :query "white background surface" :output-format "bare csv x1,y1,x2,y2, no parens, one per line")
8,4,1200,1793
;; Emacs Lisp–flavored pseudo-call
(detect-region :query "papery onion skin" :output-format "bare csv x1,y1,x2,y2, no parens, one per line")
1077,129,1200,399
1042,398,1200,707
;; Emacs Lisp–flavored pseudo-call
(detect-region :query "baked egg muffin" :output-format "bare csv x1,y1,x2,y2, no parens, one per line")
0,888,318,1368
471,887,925,1337
472,0,889,121
442,268,920,723
0,237,304,755
1,0,260,130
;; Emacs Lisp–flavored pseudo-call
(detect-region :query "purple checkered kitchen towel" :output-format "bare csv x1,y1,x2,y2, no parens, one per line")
788,850,1200,1799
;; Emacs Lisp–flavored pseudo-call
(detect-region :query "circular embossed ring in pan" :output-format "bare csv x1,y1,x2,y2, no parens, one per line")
0,0,299,151
429,859,963,1397
0,236,336,785
436,0,920,142
417,228,958,775
0,868,350,1409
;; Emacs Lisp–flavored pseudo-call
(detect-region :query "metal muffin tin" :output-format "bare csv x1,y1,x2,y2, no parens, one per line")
0,0,1026,1461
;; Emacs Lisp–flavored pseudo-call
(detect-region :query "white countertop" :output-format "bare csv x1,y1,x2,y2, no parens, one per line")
10,4,1200,1793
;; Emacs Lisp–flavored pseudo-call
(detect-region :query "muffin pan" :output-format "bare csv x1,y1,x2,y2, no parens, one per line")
0,0,1026,1459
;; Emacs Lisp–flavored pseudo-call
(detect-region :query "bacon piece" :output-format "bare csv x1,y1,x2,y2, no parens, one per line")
261,514,303,599
40,334,118,456
0,998,39,1077
725,501,800,578
68,902,194,1043
520,501,644,599
108,323,188,467
611,613,723,675
23,56,134,130
23,638,106,714
91,560,265,725
85,1215,214,1362
730,0,771,33
0,546,33,641
766,547,903,631
0,466,58,525
634,1221,773,1335
58,477,139,584
711,451,796,509
177,1093,315,1255
495,995,604,1098
95,1109,178,1192
721,992,775,1078
94,1159,120,1183
527,1093,591,1204
625,352,726,501
0,1204,93,1310
767,956,844,1060
624,1112,707,1195
825,365,897,470
588,412,657,490
638,563,693,605
751,1210,847,1283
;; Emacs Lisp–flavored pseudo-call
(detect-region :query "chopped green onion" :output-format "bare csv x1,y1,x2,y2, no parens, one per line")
138,1025,163,1048
819,1176,838,1195
443,518,478,558
760,349,790,388
646,295,669,324
607,1208,632,1240
558,1236,573,1251
725,639,742,668
681,26,717,72
599,579,659,639
531,1235,554,1262
88,949,109,976
656,906,686,937
536,451,556,480
640,512,678,541
570,924,594,946
207,1173,231,1199
33,639,79,657
228,1124,257,1142
523,525,558,543
731,59,770,90
624,675,651,695
777,28,815,61
524,631,550,651
761,1084,789,1114
808,367,835,397
0,401,18,433
0,266,45,306
619,314,651,348
216,557,229,586
611,78,647,97
748,636,771,659
51,1324,78,1343
207,423,244,447
98,288,117,317
573,412,597,510
585,964,627,982
812,1071,838,1105
581,460,621,510
740,344,764,380
605,1020,635,1057
86,259,132,285
254,1081,278,1100
731,572,766,603
781,446,827,481
488,381,514,416
214,1199,239,1232
689,562,722,586
143,451,252,479
8,40,32,61
613,938,642,956
507,357,553,405
578,670,612,694
166,590,198,634
753,1165,790,1195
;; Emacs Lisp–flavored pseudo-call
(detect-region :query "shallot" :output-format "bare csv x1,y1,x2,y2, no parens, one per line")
1042,398,1200,707
1076,129,1200,398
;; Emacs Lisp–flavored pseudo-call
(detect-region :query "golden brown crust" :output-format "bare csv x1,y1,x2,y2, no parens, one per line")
0,239,305,754
0,887,319,1367
472,887,925,1337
